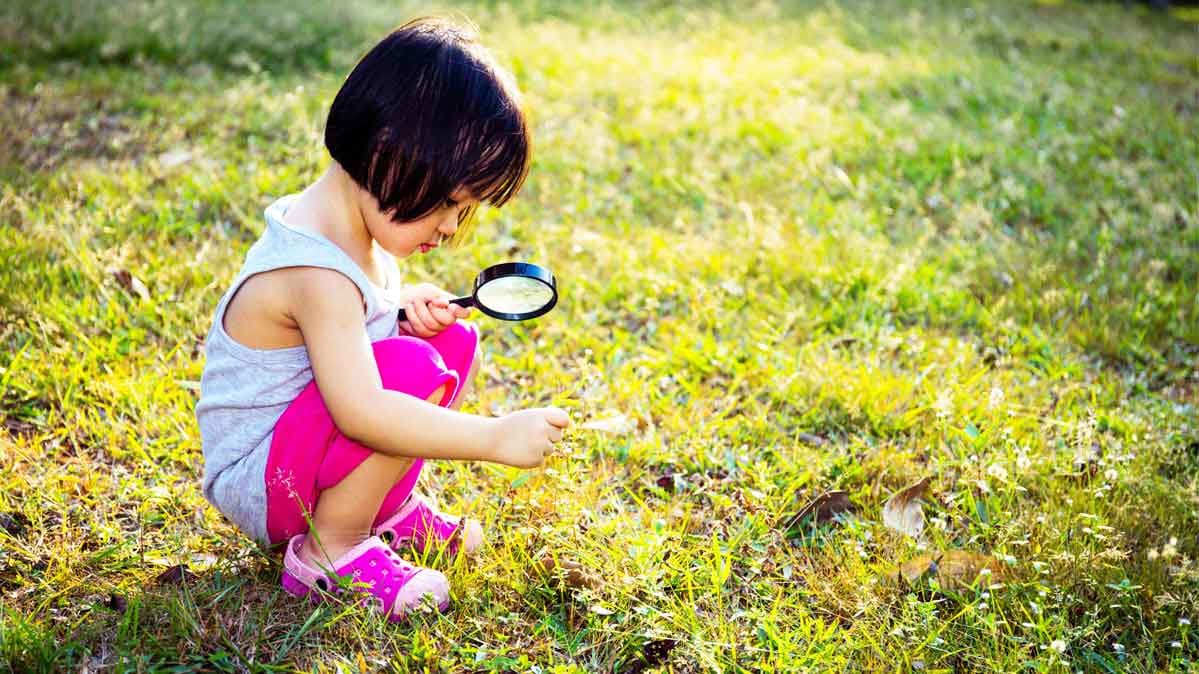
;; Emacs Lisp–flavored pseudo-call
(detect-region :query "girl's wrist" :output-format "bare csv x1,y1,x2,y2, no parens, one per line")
476,416,502,463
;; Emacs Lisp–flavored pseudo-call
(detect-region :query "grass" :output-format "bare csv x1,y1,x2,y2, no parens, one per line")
0,0,1196,671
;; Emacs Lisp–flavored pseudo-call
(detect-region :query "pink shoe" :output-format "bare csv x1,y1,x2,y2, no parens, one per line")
281,535,450,620
374,495,484,556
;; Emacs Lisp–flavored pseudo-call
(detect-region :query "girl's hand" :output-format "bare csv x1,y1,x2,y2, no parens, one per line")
398,283,471,338
489,407,570,468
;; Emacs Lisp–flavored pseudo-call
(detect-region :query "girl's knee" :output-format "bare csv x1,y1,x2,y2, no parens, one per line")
371,336,458,405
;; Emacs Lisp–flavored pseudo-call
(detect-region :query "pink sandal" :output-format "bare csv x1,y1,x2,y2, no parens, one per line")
281,535,450,619
374,495,484,556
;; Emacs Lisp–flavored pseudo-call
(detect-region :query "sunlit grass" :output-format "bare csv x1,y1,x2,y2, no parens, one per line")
1,0,1196,671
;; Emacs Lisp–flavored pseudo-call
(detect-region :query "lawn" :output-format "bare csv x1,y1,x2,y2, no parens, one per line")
1,0,1197,671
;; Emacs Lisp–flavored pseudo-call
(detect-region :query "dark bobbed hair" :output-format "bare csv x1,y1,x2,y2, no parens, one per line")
325,17,530,243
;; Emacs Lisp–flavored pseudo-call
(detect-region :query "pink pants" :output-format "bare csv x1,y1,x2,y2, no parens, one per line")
264,322,479,546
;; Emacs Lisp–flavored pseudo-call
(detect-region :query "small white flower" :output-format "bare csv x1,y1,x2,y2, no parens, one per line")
1016,453,1032,471
988,386,1004,409
1104,468,1118,481
933,390,953,419
1163,539,1179,560
1148,548,1160,561
1050,639,1067,653
1171,641,1182,649
1181,618,1192,626
1113,643,1125,653
987,463,1009,481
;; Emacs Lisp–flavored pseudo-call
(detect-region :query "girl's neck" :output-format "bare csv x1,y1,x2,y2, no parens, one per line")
287,164,384,283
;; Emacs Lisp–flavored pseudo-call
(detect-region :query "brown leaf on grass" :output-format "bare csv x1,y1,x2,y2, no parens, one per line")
655,473,676,493
104,593,128,613
797,432,829,447
538,555,599,591
0,512,30,538
2,417,37,438
882,477,930,539
782,490,855,531
619,638,680,674
891,550,1005,591
155,564,195,585
112,269,150,301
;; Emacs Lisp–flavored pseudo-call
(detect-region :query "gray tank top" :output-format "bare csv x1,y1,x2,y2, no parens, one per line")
196,194,401,543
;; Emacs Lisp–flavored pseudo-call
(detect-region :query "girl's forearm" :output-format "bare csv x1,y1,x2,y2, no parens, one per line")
336,389,498,462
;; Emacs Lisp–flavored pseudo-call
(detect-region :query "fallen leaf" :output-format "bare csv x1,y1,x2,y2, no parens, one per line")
655,473,675,492
155,564,195,585
892,550,1004,591
581,413,634,435
782,490,854,532
539,554,600,590
797,432,828,447
112,269,150,301
653,466,684,493
105,593,128,613
619,638,679,674
0,512,29,538
883,477,930,539
829,336,858,349
2,417,37,437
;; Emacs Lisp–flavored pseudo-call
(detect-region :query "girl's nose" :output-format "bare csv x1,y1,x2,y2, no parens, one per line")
440,211,459,237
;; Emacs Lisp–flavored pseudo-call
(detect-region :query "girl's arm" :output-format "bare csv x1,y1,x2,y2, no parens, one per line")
286,267,564,467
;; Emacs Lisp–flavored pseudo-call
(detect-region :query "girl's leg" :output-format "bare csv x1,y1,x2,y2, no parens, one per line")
371,323,480,527
368,323,484,554
265,336,460,546
299,387,446,564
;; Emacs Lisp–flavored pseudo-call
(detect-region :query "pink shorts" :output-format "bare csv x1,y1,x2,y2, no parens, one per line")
264,322,478,546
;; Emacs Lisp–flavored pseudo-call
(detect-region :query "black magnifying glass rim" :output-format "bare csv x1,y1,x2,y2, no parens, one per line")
471,262,558,321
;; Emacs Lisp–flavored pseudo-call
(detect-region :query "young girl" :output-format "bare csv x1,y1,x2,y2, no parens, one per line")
196,17,568,620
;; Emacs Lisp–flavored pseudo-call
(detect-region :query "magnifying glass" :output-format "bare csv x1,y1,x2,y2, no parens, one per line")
397,262,558,322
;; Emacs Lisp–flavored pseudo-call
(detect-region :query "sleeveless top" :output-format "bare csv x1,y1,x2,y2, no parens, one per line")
195,195,401,543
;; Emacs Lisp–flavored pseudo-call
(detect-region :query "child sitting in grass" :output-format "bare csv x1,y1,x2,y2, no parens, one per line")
195,17,569,620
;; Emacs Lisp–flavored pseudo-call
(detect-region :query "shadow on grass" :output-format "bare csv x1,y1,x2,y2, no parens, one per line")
0,559,336,672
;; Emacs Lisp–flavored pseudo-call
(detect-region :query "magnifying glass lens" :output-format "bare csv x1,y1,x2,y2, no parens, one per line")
475,275,555,315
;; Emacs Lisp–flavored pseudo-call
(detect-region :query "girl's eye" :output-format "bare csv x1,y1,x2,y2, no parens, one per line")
444,197,458,208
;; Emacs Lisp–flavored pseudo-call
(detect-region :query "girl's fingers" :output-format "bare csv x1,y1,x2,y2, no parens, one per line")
407,301,437,336
428,303,457,327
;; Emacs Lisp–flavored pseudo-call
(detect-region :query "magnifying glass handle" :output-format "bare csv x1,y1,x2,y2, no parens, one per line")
397,296,475,321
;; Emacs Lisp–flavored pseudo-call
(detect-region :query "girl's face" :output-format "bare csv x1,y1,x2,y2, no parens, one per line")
359,187,477,258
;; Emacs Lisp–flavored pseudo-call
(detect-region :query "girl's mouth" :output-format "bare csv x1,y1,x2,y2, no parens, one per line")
419,243,437,253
